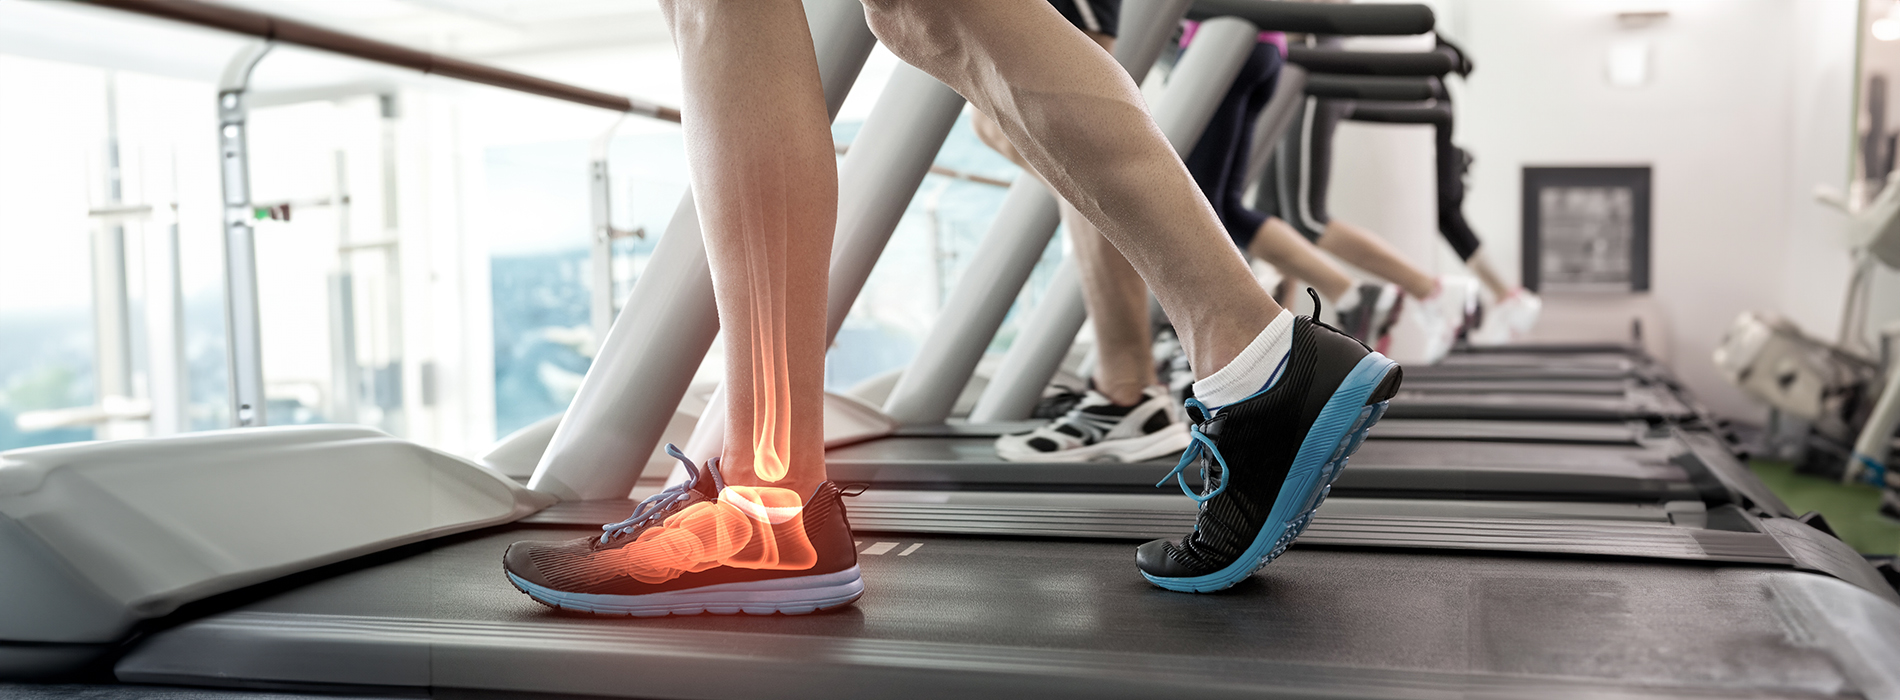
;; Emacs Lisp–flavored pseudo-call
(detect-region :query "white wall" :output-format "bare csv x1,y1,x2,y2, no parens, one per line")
1330,0,1861,421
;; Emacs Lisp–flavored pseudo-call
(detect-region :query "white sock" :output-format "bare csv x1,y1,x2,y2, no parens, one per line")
1193,310,1295,409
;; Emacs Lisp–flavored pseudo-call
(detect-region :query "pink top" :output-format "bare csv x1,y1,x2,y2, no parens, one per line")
1180,20,1288,56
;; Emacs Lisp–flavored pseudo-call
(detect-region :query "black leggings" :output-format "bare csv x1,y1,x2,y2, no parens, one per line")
1182,43,1283,250
1267,97,1484,260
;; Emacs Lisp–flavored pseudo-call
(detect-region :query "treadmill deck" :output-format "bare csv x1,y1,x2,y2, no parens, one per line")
117,525,1855,700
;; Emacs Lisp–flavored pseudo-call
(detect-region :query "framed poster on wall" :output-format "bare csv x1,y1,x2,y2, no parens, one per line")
1521,166,1652,293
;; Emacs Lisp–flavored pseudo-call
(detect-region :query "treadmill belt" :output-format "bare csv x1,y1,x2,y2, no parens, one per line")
826,436,1701,502
117,526,1855,699
1383,388,1693,421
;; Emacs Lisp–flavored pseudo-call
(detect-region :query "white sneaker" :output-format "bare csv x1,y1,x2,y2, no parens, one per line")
1411,276,1480,363
1470,288,1543,346
996,385,1190,463
1495,288,1542,335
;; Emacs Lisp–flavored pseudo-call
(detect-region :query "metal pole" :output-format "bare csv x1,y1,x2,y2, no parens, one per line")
327,150,360,425
530,0,875,500
880,177,1061,425
145,154,188,435
966,258,1086,422
217,42,271,427
93,72,137,438
587,123,622,341
82,0,679,122
824,64,967,341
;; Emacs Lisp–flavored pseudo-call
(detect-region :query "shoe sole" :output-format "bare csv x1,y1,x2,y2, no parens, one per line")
1142,353,1402,593
507,566,864,617
996,423,1192,463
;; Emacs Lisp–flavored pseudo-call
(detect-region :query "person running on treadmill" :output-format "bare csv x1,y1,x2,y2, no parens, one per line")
1274,33,1541,347
503,0,1404,614
981,12,1432,464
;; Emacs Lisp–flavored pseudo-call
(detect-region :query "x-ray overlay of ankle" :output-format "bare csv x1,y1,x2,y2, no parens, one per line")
602,486,817,584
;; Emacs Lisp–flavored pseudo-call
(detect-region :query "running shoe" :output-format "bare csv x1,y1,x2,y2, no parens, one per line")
503,445,863,616
1332,282,1404,352
996,385,1191,463
1470,288,1543,346
1411,276,1480,363
1137,315,1403,592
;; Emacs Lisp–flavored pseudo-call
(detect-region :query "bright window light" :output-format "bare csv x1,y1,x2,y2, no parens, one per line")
1875,17,1900,41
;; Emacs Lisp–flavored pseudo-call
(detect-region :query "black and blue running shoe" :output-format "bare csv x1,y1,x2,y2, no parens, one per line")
1137,315,1402,592
503,446,863,616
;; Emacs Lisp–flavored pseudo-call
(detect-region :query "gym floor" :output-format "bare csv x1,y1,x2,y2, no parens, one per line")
1750,460,1900,556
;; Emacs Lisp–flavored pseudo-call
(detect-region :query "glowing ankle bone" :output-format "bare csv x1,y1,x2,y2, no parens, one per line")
606,486,816,584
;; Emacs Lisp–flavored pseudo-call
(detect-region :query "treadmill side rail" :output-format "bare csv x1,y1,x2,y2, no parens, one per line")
0,425,550,645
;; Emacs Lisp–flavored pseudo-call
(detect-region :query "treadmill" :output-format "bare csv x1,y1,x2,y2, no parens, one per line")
8,2,1899,699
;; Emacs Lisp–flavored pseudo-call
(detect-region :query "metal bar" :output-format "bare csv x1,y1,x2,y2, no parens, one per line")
587,128,619,340
326,150,360,425
905,15,1259,425
80,0,680,121
1185,0,1435,35
966,259,1085,422
217,42,271,427
93,72,136,438
530,0,875,500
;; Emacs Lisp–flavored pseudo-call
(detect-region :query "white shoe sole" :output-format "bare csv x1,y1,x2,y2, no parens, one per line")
509,566,864,617
996,423,1191,463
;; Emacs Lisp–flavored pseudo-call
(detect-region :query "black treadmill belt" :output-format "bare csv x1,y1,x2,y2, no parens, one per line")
116,527,1852,699
826,436,1700,501
1384,388,1693,421
840,504,1794,565
1395,378,1633,395
1366,418,1648,443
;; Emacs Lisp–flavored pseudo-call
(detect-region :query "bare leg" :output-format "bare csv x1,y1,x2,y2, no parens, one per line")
1247,218,1353,302
969,32,1154,406
1315,220,1436,300
865,0,1277,379
663,0,832,497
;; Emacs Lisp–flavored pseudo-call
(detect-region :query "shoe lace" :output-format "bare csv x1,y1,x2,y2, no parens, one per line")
598,444,725,544
1155,396,1230,503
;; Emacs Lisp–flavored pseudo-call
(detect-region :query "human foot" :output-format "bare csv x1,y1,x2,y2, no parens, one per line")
1136,316,1402,592
1411,276,1480,363
503,446,862,616
997,385,1189,463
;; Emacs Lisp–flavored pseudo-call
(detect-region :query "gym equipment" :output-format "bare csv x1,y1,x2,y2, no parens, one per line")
7,2,1898,698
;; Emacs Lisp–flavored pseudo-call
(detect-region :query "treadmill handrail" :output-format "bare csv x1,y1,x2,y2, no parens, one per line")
1304,74,1441,101
1187,0,1435,35
1286,46,1455,77
81,0,680,121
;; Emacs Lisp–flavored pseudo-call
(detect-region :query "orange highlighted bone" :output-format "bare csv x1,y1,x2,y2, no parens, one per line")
605,486,817,584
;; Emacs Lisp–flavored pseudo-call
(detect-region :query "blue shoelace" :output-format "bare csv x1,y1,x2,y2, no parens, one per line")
598,444,725,544
1156,396,1230,503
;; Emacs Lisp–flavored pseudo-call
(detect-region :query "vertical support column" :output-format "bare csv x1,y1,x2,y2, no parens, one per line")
327,150,361,425
217,42,271,428
587,120,621,340
145,194,189,435
374,92,408,437
530,0,876,500
93,72,137,438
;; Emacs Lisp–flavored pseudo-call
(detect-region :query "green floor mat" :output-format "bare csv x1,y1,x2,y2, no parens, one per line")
1749,460,1900,556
